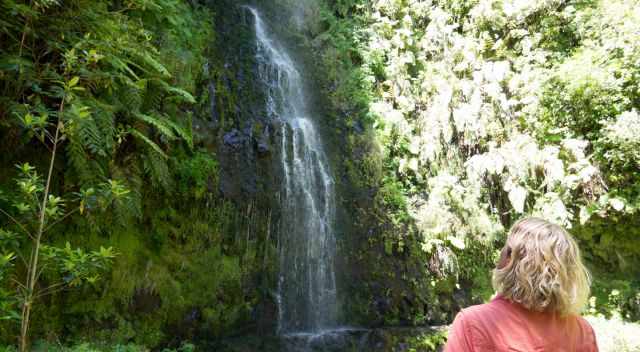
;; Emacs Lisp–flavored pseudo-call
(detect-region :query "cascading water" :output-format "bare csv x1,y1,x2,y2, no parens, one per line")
246,7,338,335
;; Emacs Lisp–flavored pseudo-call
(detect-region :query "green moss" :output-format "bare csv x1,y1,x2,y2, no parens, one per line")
574,215,640,276
25,194,272,347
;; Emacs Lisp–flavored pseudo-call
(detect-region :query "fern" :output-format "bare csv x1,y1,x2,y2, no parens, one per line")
140,79,165,112
77,114,106,157
128,128,167,159
1,0,211,217
110,162,143,221
66,137,95,184
155,79,196,104
132,112,176,141
144,148,171,191
90,104,117,155
164,118,193,149
104,55,140,81
166,86,196,104
116,85,142,113
129,50,171,78
125,169,144,220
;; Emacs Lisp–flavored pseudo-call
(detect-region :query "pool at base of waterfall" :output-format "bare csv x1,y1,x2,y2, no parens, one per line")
209,326,448,352
280,327,370,352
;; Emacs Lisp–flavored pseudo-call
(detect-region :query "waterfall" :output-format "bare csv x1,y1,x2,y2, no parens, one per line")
246,7,338,334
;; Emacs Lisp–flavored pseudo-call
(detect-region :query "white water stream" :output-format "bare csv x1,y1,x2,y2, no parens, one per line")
246,6,338,335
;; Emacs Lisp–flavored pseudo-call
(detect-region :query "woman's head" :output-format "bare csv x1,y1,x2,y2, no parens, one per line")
492,217,591,316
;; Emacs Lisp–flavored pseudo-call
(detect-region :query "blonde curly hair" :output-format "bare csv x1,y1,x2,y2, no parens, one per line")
493,217,591,316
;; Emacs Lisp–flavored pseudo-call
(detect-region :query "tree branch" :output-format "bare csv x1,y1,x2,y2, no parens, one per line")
33,282,66,300
11,278,27,291
0,208,34,240
43,208,79,234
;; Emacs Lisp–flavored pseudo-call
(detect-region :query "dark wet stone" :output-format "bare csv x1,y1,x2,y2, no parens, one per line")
224,129,246,148
257,141,270,154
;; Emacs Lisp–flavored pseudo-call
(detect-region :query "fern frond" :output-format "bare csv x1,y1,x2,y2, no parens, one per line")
143,148,171,191
164,118,193,149
77,115,106,157
90,103,117,155
128,50,170,78
104,55,140,81
140,80,164,112
125,171,143,219
117,85,142,112
129,128,167,159
166,86,196,104
66,137,96,184
110,162,143,221
132,112,176,140
156,79,196,104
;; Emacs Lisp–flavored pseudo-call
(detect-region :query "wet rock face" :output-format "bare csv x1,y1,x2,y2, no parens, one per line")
223,129,247,148
217,120,281,201
206,1,281,203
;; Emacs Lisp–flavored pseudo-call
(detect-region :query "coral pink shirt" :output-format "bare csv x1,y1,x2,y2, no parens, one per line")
444,295,598,352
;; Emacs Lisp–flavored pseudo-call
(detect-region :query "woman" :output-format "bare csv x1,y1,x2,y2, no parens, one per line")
444,217,598,351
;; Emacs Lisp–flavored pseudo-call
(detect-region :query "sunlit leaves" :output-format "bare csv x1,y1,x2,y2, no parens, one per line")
12,163,43,218
603,110,640,170
105,179,130,200
0,250,18,321
33,0,60,10
19,112,48,130
360,0,640,247
41,243,116,287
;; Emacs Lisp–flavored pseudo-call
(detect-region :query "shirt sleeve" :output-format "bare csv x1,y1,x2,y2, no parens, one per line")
444,311,475,352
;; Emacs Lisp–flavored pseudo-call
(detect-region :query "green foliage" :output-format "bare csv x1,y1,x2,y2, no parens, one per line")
37,199,268,347
174,152,218,200
0,161,118,349
10,341,196,352
0,0,209,196
313,0,640,327
401,330,448,352
40,243,116,287
376,178,408,224
0,0,232,348
588,277,640,322
538,0,640,214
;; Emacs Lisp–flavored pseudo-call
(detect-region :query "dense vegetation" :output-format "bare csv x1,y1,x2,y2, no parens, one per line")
311,0,640,325
0,0,274,349
0,0,639,351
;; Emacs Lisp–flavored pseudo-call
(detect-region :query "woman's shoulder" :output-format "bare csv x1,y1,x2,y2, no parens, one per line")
575,315,594,329
460,295,514,320
451,296,512,337
454,297,598,351
574,315,597,339
456,295,535,337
